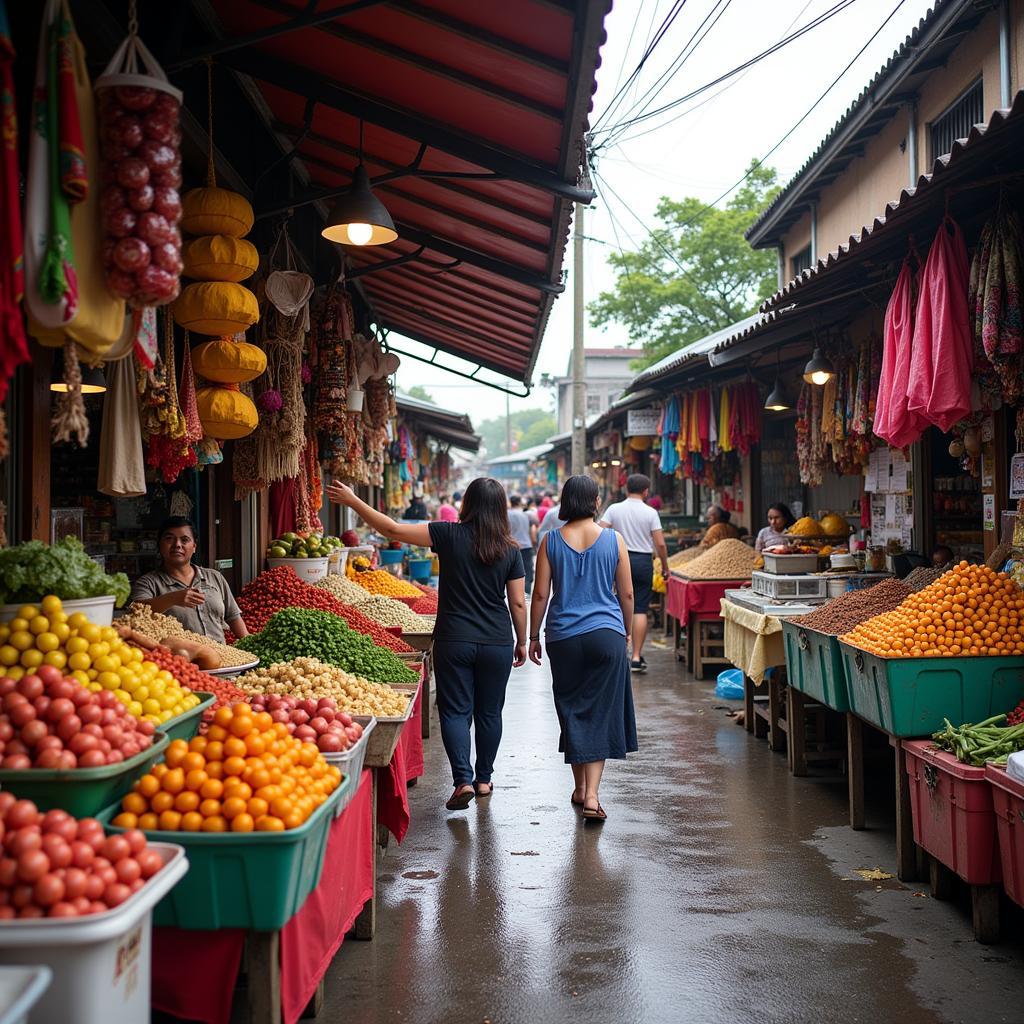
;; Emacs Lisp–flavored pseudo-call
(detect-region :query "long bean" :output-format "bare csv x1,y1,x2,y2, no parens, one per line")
931,715,1024,766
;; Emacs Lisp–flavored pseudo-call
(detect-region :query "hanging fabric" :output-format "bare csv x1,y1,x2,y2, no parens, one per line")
874,251,924,448
97,319,145,497
908,216,973,432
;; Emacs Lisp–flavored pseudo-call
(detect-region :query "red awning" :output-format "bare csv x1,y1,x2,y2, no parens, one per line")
197,0,610,384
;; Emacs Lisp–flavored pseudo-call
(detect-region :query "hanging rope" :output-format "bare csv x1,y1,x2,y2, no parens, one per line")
205,57,216,188
51,340,89,446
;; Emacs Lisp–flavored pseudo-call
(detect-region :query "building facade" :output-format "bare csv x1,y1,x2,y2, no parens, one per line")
554,347,637,434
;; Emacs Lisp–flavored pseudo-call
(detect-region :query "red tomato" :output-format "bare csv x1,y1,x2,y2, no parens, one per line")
16,850,50,883
103,883,131,908
33,874,65,907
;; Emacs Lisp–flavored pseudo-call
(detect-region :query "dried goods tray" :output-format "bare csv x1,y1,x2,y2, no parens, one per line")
401,630,433,652
99,776,350,931
752,570,828,601
761,553,822,575
202,658,259,679
0,732,170,817
781,620,849,712
363,683,418,768
837,643,1024,737
161,693,216,743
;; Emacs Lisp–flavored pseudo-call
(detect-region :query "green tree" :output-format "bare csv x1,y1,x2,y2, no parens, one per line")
478,408,555,457
589,160,781,368
404,385,435,403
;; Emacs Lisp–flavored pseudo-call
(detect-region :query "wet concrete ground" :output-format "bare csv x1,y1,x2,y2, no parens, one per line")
325,642,1024,1024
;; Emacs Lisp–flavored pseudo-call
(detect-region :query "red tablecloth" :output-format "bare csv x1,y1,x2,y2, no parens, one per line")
404,679,424,782
666,576,746,620
151,768,375,1024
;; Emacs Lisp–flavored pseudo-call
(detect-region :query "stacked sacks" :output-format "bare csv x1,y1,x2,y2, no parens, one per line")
175,186,261,439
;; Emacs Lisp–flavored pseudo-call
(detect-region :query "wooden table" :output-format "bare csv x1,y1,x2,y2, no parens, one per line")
666,577,746,672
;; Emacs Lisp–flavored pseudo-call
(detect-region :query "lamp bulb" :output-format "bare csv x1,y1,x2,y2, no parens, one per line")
810,370,831,386
345,222,374,246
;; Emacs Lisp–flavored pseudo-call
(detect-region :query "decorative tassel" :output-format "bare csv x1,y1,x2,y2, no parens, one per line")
51,340,89,446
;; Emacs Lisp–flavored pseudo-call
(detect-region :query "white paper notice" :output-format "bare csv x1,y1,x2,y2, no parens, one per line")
890,449,908,492
864,451,879,492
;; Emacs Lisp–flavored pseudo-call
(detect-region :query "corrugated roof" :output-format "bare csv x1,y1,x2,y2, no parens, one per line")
485,442,554,466
202,0,611,384
625,312,763,392
747,0,980,247
395,391,480,451
759,90,1024,314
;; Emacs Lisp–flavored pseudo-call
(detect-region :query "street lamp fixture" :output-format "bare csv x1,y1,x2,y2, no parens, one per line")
802,347,835,386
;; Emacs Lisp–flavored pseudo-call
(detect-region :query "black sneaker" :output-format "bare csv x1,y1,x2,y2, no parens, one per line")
631,658,647,673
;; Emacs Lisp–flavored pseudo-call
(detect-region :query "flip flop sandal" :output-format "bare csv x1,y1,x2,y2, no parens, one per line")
445,786,475,811
570,793,585,807
474,783,494,798
582,804,607,822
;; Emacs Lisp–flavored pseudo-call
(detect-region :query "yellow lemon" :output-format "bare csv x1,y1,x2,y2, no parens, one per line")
19,649,43,669
9,631,33,652
43,651,66,670
16,605,38,621
35,632,59,653
40,596,63,615
28,616,50,636
0,646,18,667
67,612,89,630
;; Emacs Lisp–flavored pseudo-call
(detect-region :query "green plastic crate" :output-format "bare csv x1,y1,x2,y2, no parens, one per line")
99,771,351,931
837,642,1024,737
781,620,850,712
0,732,169,816
161,692,215,742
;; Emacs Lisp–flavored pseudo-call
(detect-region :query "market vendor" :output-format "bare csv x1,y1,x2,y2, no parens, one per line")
754,503,795,552
931,544,955,568
129,517,249,641
700,505,741,548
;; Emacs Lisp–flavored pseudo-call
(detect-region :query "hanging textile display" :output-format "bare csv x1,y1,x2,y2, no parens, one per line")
969,189,1024,405
658,395,679,475
907,216,973,432
313,286,351,447
143,312,196,482
874,250,924,449
97,317,145,496
231,380,263,500
796,381,825,486
0,0,28,407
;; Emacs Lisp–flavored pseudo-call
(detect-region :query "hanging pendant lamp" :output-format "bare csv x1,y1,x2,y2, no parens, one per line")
50,361,107,394
321,122,397,246
802,347,835,386
764,350,792,410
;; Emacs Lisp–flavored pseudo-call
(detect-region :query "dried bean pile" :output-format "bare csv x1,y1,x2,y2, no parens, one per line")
676,539,758,580
315,574,371,605
903,565,949,592
353,594,432,632
668,546,702,569
117,603,254,666
791,578,911,635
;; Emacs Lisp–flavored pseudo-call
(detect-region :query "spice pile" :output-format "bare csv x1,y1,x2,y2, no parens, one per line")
315,574,371,605
353,594,432,632
352,569,422,598
236,567,411,652
668,547,701,569
791,579,911,635
843,562,1024,657
676,540,758,580
117,603,254,667
903,565,949,592
236,658,410,716
410,586,438,615
235,608,418,684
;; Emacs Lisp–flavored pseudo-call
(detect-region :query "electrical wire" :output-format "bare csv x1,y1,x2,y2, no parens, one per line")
601,0,734,151
591,0,688,132
590,0,859,148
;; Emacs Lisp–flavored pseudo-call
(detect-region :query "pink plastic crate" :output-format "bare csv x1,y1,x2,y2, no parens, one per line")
985,763,1024,909
903,740,1002,885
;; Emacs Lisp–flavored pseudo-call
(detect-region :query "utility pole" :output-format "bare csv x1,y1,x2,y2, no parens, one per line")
571,199,586,475
505,389,512,455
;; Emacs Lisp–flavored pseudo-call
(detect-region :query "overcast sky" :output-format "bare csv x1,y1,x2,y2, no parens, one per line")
392,0,937,428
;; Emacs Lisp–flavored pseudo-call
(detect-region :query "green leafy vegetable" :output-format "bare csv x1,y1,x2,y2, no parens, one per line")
0,539,131,606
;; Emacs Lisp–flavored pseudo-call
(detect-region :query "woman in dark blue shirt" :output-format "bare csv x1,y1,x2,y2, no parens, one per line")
328,477,527,811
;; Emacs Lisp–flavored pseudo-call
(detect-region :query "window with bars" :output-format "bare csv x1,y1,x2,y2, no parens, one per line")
586,393,603,415
790,244,812,278
929,79,984,161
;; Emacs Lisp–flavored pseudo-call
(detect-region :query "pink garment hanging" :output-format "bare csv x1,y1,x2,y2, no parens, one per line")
874,254,925,449
907,217,973,432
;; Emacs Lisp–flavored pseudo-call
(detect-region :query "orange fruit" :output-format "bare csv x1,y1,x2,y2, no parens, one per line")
231,813,255,833
174,791,200,813
158,810,183,831
200,778,224,800
229,715,253,738
162,768,185,795
181,752,205,773
137,774,160,798
201,815,228,833
222,797,247,820
165,740,189,768
223,756,247,778
138,812,159,831
123,792,147,815
151,791,175,814
255,815,285,832
247,797,269,818
180,812,203,832
112,812,138,829
199,798,222,818
204,741,224,761
186,769,208,792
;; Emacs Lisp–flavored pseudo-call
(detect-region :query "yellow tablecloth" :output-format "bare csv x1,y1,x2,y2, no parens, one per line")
720,598,785,684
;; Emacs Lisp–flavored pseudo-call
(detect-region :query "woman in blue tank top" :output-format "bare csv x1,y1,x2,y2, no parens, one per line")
528,475,639,822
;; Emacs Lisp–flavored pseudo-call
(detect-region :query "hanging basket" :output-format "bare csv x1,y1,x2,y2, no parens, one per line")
181,187,254,238
174,282,259,336
192,338,266,384
183,234,259,282
196,386,258,440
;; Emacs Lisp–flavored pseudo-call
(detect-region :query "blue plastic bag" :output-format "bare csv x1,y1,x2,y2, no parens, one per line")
715,668,744,700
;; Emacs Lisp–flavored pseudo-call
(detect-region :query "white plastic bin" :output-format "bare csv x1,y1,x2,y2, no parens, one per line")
0,596,116,627
267,556,329,582
0,844,186,1024
0,967,51,1024
322,718,375,818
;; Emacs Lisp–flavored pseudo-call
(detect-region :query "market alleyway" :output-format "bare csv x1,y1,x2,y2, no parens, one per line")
325,644,1024,1024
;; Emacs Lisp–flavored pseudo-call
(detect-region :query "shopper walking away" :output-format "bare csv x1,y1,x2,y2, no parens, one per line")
438,493,458,523
536,494,561,544
508,494,536,595
530,475,637,823
599,474,669,674
327,478,527,811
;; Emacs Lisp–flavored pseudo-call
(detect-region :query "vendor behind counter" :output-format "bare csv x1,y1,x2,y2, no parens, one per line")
129,517,248,641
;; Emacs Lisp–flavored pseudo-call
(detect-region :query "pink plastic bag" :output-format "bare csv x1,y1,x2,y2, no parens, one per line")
908,217,973,432
874,255,925,448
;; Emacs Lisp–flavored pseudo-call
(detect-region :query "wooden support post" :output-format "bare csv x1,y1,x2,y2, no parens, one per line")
767,674,784,752
21,356,51,542
300,980,325,1019
846,712,865,830
353,773,378,940
245,931,281,1024
972,884,1001,945
893,739,918,882
743,676,755,735
929,856,955,900
788,686,808,776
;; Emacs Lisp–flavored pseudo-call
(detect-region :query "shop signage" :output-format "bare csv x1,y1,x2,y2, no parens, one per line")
626,407,660,437
1010,453,1024,499
984,493,996,532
